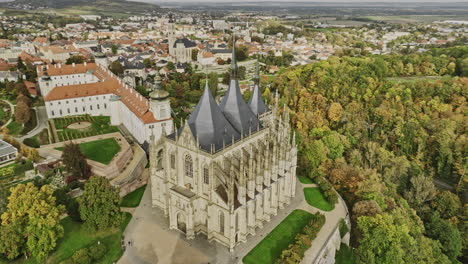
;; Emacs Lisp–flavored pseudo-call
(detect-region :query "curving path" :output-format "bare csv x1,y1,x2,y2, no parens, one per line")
17,106,48,142
0,99,14,130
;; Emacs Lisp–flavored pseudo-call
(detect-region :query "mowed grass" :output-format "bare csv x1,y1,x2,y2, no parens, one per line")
0,212,132,264
243,209,314,264
298,176,315,184
304,187,335,211
120,185,147,208
6,120,22,136
56,138,121,165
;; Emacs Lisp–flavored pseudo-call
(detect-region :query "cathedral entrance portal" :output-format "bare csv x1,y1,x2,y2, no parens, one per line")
177,212,187,233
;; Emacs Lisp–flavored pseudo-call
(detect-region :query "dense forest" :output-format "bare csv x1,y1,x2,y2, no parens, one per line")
270,46,467,263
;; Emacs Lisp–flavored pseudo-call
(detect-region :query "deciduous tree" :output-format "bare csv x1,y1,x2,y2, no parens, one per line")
78,176,122,231
0,183,64,261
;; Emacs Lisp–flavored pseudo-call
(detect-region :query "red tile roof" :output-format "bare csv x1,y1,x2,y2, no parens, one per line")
42,63,166,124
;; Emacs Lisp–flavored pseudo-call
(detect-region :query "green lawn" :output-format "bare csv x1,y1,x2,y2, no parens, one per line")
120,185,147,207
0,212,132,264
304,187,335,211
298,176,315,184
56,138,121,165
243,209,314,264
6,120,23,136
336,243,356,264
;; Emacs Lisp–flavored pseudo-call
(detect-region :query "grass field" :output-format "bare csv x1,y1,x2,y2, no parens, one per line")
6,120,22,136
243,209,314,264
336,243,356,264
0,212,133,264
56,138,121,165
120,185,147,208
304,187,335,211
298,176,315,184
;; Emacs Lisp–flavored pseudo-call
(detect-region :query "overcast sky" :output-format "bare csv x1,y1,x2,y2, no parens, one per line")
143,0,468,2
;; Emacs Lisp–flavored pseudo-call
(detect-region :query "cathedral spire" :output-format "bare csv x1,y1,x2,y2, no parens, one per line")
220,35,261,136
230,33,237,79
248,60,268,116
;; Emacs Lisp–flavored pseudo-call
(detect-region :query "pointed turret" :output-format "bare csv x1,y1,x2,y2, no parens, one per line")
188,81,240,152
248,61,268,115
220,34,261,136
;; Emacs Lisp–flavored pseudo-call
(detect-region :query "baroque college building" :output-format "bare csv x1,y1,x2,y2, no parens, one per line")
37,62,173,144
150,42,298,250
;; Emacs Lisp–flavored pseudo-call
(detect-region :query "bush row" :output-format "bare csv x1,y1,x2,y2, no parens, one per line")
308,171,338,205
60,243,107,264
277,212,326,264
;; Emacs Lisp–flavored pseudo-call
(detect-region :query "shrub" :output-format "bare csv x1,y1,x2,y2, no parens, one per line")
277,212,326,264
88,243,107,260
71,248,90,264
23,137,40,148
339,218,349,238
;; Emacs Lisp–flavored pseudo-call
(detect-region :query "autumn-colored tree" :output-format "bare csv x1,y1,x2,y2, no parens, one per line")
14,83,29,96
61,142,91,180
327,102,343,122
0,183,64,261
15,98,31,124
109,61,124,76
78,176,122,231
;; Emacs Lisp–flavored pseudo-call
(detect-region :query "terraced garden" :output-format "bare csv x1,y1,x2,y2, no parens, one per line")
0,160,34,189
53,115,119,142
56,138,121,165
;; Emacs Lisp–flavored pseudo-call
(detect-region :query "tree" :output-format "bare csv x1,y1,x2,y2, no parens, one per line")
425,214,462,261
222,72,230,85
15,98,31,124
327,102,343,122
78,176,122,231
208,72,218,97
16,94,32,107
61,142,91,180
65,55,85,65
235,45,249,61
143,58,153,68
111,44,118,55
356,213,421,264
14,83,29,96
404,175,437,209
191,49,198,61
238,66,246,80
0,183,64,261
109,61,124,76
430,191,461,220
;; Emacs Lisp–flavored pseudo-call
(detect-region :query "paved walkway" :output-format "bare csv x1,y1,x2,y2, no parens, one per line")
300,184,348,264
0,99,14,130
18,106,48,142
118,179,348,264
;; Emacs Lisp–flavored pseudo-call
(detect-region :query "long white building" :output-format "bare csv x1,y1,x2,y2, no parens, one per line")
38,63,173,144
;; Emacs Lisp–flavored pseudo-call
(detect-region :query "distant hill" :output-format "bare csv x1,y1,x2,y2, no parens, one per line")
1,0,161,16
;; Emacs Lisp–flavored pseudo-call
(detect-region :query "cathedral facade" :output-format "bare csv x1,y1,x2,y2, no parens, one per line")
150,43,297,250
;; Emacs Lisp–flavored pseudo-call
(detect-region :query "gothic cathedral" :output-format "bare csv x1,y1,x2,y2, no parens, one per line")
150,38,298,251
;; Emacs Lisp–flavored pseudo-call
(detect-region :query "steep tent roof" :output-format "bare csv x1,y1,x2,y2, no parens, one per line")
248,84,268,116
219,35,261,136
248,62,269,115
187,81,240,152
